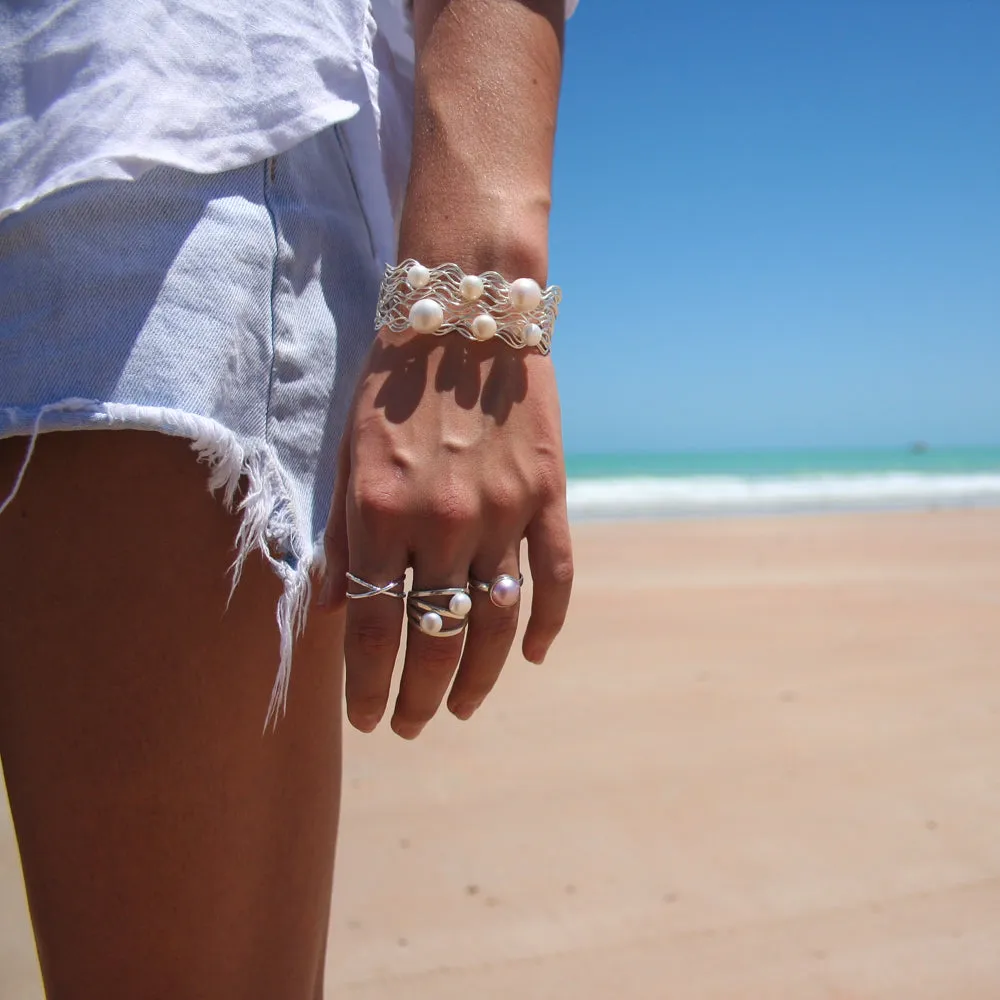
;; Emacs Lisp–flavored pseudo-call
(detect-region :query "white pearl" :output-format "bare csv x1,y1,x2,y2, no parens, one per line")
460,274,485,301
449,591,472,617
406,263,431,289
490,575,521,608
470,313,497,341
523,323,543,348
509,277,542,311
408,297,444,333
419,611,443,635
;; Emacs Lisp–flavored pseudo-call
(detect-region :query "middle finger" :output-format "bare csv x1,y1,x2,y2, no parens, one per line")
391,546,475,739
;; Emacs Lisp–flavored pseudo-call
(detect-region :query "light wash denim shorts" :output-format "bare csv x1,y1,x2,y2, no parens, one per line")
0,124,381,718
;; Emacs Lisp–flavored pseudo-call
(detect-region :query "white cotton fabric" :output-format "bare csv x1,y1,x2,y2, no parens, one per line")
0,0,578,256
0,1,384,214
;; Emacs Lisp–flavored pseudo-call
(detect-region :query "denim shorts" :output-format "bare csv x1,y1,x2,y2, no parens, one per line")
0,124,382,719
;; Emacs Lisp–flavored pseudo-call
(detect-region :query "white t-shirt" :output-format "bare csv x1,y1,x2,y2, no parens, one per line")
0,0,576,264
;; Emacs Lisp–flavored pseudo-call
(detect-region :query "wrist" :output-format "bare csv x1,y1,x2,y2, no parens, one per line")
398,190,550,284
395,238,550,288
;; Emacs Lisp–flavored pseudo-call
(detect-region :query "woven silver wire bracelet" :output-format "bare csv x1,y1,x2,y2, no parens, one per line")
374,259,562,356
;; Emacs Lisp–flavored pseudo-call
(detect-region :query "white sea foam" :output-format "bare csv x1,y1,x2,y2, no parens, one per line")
566,473,1000,520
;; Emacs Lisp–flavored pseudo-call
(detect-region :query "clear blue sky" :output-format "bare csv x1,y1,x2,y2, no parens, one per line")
550,1,1000,453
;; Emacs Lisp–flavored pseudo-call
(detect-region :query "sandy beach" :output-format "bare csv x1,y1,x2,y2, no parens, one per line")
3,508,1000,998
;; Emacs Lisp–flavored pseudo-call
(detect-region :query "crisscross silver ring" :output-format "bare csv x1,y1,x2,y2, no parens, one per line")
345,571,404,600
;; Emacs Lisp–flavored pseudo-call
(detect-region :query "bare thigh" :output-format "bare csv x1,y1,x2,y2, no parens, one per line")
0,431,344,1000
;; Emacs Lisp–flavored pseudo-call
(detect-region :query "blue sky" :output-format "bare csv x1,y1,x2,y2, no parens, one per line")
550,1,999,453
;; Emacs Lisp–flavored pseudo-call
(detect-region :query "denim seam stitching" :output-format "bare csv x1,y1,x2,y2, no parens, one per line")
334,124,378,262
261,157,281,438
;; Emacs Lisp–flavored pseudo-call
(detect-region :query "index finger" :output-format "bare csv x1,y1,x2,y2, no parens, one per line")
342,497,408,731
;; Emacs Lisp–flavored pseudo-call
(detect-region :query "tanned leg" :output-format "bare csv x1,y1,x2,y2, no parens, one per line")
0,431,343,1000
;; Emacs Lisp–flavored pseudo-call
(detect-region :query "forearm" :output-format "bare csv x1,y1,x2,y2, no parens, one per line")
401,0,565,282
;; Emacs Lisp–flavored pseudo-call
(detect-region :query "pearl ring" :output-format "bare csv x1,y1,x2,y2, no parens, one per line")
469,573,523,608
406,586,473,637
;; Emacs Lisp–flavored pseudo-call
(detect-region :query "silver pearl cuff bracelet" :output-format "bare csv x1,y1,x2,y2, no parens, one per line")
374,259,562,355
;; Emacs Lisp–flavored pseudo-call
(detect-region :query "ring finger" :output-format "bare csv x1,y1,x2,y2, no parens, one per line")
446,542,523,721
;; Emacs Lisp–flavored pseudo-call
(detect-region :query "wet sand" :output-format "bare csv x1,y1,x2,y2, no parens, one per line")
4,509,1000,998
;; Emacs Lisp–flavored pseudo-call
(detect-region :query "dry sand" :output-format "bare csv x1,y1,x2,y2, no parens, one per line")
3,509,1000,998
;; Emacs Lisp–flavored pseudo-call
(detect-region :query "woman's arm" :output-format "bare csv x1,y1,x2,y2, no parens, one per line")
401,0,564,281
325,0,573,739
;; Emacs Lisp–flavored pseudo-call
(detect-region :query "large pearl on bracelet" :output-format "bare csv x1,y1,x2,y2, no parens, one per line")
523,323,543,348
409,297,444,333
489,575,522,608
449,591,473,617
471,313,497,341
406,263,431,289
509,277,542,311
460,274,485,301
419,611,443,634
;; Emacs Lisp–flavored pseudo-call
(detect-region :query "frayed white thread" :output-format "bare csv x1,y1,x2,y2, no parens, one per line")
1,399,312,729
222,446,313,727
0,398,99,516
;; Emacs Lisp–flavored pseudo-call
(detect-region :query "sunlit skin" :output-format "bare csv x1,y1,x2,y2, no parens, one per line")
0,2,572,997
324,0,573,740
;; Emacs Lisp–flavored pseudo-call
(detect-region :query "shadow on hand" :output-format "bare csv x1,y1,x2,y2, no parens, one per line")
370,336,529,426
479,349,528,424
370,339,430,424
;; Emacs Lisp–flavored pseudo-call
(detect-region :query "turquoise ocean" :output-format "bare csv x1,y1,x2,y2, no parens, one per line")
564,446,1000,520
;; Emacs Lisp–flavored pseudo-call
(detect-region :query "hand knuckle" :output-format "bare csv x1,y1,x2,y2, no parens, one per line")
478,610,518,642
533,463,566,503
351,620,396,659
415,645,459,680
353,478,406,525
482,478,521,517
545,556,574,589
428,488,478,527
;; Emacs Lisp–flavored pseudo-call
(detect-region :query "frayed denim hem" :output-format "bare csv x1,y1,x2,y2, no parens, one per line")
1,398,315,730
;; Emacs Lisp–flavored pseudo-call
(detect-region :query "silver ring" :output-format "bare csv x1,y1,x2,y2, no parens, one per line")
406,586,472,637
345,571,404,600
469,573,523,608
